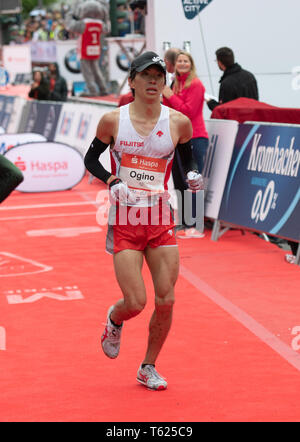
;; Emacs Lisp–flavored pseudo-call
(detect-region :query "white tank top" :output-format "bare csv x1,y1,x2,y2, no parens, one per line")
111,103,175,206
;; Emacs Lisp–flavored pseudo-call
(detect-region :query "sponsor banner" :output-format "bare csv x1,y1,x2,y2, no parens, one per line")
181,0,213,19
204,119,239,219
30,41,56,63
106,37,146,85
6,97,27,134
0,95,15,130
0,96,26,132
54,102,109,155
0,132,47,155
2,45,31,76
218,123,300,242
4,142,85,192
23,101,63,140
56,40,84,83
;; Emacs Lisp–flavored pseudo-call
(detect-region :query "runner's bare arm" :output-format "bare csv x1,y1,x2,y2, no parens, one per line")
96,110,119,145
84,111,119,185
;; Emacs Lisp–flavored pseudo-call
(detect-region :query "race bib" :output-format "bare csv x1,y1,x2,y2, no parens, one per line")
86,46,100,56
119,153,167,194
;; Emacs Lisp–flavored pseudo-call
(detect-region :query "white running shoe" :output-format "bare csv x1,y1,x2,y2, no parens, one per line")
101,306,123,359
137,365,167,390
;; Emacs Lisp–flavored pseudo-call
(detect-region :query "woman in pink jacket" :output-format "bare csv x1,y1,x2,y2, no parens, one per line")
163,50,208,171
162,51,208,238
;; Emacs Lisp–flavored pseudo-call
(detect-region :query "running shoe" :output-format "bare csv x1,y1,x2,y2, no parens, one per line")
176,227,205,239
137,365,167,390
101,306,123,359
285,254,296,264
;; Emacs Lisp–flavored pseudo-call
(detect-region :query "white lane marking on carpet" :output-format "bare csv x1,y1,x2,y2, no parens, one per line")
26,226,102,237
180,265,300,373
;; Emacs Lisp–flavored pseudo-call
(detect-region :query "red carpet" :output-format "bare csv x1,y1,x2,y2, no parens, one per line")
0,174,300,422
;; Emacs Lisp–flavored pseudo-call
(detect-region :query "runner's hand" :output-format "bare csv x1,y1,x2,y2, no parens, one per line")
187,171,204,191
109,178,137,204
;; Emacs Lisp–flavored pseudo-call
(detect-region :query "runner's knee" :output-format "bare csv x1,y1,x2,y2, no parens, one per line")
155,292,175,311
125,298,146,316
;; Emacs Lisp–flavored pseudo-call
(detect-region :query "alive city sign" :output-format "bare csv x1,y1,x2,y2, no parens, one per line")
181,0,213,19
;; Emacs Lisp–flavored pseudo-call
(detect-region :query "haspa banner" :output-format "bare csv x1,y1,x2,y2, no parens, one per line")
4,142,85,192
218,123,300,242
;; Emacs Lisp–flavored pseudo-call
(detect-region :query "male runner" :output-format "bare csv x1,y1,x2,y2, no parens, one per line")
84,51,203,390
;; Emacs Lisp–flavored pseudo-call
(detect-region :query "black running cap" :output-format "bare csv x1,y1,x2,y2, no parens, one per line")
130,51,166,74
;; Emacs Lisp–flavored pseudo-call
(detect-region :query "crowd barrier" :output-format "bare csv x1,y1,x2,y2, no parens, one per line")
1,93,299,264
204,119,300,265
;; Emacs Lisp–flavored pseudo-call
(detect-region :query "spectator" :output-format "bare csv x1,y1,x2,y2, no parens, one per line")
116,4,131,36
45,12,53,33
28,70,49,101
47,63,68,102
207,47,259,111
162,50,208,238
164,47,180,86
24,26,33,42
31,21,42,41
36,20,49,41
129,0,146,34
60,2,70,19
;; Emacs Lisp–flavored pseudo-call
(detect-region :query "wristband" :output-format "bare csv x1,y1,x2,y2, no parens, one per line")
109,178,122,188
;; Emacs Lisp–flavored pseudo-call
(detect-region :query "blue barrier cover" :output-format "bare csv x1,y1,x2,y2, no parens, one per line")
0,96,15,130
218,123,300,242
23,101,63,140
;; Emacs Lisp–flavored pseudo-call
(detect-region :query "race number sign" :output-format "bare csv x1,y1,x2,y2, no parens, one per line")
119,153,167,193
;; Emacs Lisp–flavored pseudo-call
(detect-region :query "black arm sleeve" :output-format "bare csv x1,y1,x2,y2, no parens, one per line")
84,137,112,184
176,140,198,175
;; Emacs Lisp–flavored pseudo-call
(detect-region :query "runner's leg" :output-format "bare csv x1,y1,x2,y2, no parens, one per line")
110,249,147,325
142,245,179,364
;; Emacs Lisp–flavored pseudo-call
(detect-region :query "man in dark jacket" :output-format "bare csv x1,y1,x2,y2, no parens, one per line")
207,47,259,111
48,62,68,102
